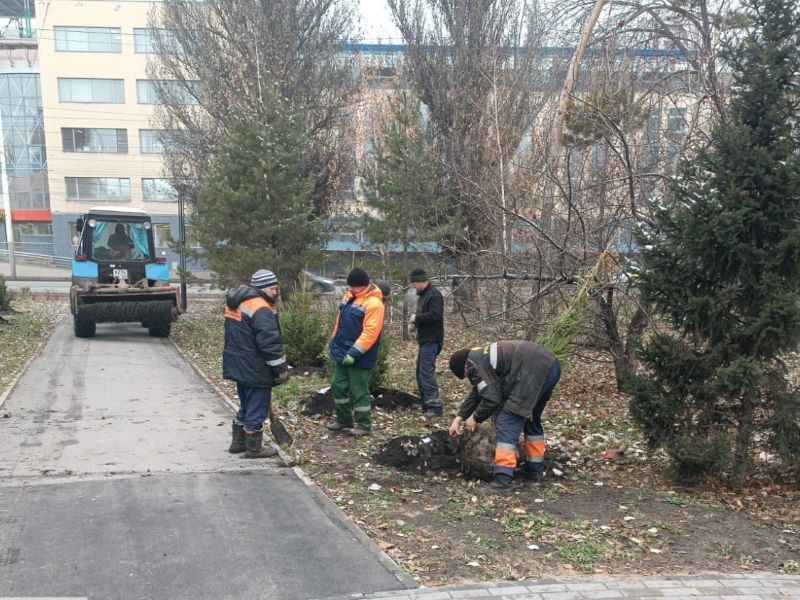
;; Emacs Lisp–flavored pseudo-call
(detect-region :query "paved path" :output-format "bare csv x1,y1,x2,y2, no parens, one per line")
0,320,411,599
316,574,800,600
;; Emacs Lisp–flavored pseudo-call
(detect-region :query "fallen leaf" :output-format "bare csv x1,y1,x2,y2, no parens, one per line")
369,483,382,491
378,540,395,550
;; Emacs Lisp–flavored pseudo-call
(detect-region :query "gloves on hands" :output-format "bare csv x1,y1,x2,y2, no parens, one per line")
342,355,356,366
275,370,290,385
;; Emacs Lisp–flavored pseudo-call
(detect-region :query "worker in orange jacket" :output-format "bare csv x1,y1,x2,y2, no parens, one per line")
327,267,385,437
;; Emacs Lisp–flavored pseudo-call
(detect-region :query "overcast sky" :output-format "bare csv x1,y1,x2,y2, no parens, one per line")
357,0,402,41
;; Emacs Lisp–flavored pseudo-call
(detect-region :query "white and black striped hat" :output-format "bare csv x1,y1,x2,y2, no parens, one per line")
250,269,278,288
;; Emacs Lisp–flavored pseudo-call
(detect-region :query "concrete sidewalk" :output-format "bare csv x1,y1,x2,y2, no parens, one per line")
0,319,412,600
316,574,800,600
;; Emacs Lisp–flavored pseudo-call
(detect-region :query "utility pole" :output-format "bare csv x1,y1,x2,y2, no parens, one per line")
178,189,187,312
0,108,16,278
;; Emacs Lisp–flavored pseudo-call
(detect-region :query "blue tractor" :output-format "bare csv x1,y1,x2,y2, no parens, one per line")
70,207,183,338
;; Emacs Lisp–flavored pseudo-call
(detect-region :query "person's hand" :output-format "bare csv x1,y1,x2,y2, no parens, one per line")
275,370,290,386
448,416,463,438
342,355,356,366
465,415,478,433
409,313,416,324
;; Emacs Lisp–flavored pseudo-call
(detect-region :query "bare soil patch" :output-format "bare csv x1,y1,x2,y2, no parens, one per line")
173,299,800,585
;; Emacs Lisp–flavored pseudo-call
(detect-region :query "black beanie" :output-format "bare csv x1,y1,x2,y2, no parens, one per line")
449,349,470,379
347,267,370,287
409,267,428,282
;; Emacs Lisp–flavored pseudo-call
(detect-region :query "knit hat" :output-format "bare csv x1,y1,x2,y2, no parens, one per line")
449,349,470,379
346,267,370,287
409,268,428,282
250,269,278,288
376,280,391,300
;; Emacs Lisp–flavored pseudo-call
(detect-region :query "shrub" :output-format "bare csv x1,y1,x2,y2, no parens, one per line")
280,293,329,367
369,335,390,394
0,274,11,311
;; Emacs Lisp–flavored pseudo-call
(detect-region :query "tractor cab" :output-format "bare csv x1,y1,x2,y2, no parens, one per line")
74,207,168,286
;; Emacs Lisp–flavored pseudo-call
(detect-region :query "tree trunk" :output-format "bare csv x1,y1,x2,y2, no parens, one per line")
544,0,607,210
597,289,648,392
731,389,756,489
401,242,410,340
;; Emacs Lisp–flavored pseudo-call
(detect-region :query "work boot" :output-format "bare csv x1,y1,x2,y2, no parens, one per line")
325,420,353,432
243,429,279,459
422,402,443,417
229,421,246,454
347,425,371,437
477,473,513,496
525,463,546,482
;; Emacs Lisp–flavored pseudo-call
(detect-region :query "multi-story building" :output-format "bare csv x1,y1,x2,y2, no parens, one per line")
0,1,49,256
36,0,187,266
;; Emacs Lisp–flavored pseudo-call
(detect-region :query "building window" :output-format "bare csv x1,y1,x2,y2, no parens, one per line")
65,177,131,202
12,222,52,242
69,222,80,246
153,223,173,248
54,26,122,53
62,128,128,153
184,224,202,249
136,80,198,105
668,107,688,133
142,178,178,202
139,129,190,154
58,78,124,103
133,28,182,54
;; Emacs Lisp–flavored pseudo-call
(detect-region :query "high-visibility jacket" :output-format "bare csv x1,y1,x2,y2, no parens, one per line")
330,284,385,369
457,340,556,422
222,285,287,387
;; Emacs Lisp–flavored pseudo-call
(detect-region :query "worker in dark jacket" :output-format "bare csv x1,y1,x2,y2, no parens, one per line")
448,341,561,495
408,268,444,416
327,267,385,437
223,269,289,459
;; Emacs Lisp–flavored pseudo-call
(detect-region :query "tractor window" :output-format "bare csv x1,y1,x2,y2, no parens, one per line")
91,220,151,261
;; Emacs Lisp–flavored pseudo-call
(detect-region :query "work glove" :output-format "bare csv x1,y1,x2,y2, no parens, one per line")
342,355,356,366
275,370,290,386
409,313,416,324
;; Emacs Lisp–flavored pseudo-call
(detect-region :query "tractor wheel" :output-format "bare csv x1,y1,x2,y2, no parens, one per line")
74,312,96,338
147,308,172,338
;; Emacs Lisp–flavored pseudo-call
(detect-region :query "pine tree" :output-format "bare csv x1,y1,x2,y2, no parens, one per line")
363,90,446,337
627,0,800,486
193,87,322,291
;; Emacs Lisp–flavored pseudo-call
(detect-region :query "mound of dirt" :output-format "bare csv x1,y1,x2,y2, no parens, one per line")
300,387,422,416
375,430,459,474
377,425,572,481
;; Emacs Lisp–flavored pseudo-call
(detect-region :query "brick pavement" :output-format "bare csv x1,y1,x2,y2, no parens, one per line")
315,574,800,600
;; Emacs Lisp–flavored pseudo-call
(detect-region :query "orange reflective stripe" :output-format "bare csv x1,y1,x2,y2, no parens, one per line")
240,296,273,315
524,440,545,459
224,307,242,321
353,295,385,353
493,447,517,469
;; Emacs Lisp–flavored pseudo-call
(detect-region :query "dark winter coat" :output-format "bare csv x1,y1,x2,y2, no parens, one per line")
414,283,444,345
457,341,557,422
223,285,287,387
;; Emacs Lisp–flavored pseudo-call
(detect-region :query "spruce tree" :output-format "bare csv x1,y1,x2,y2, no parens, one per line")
193,87,322,291
627,0,800,485
363,90,445,337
